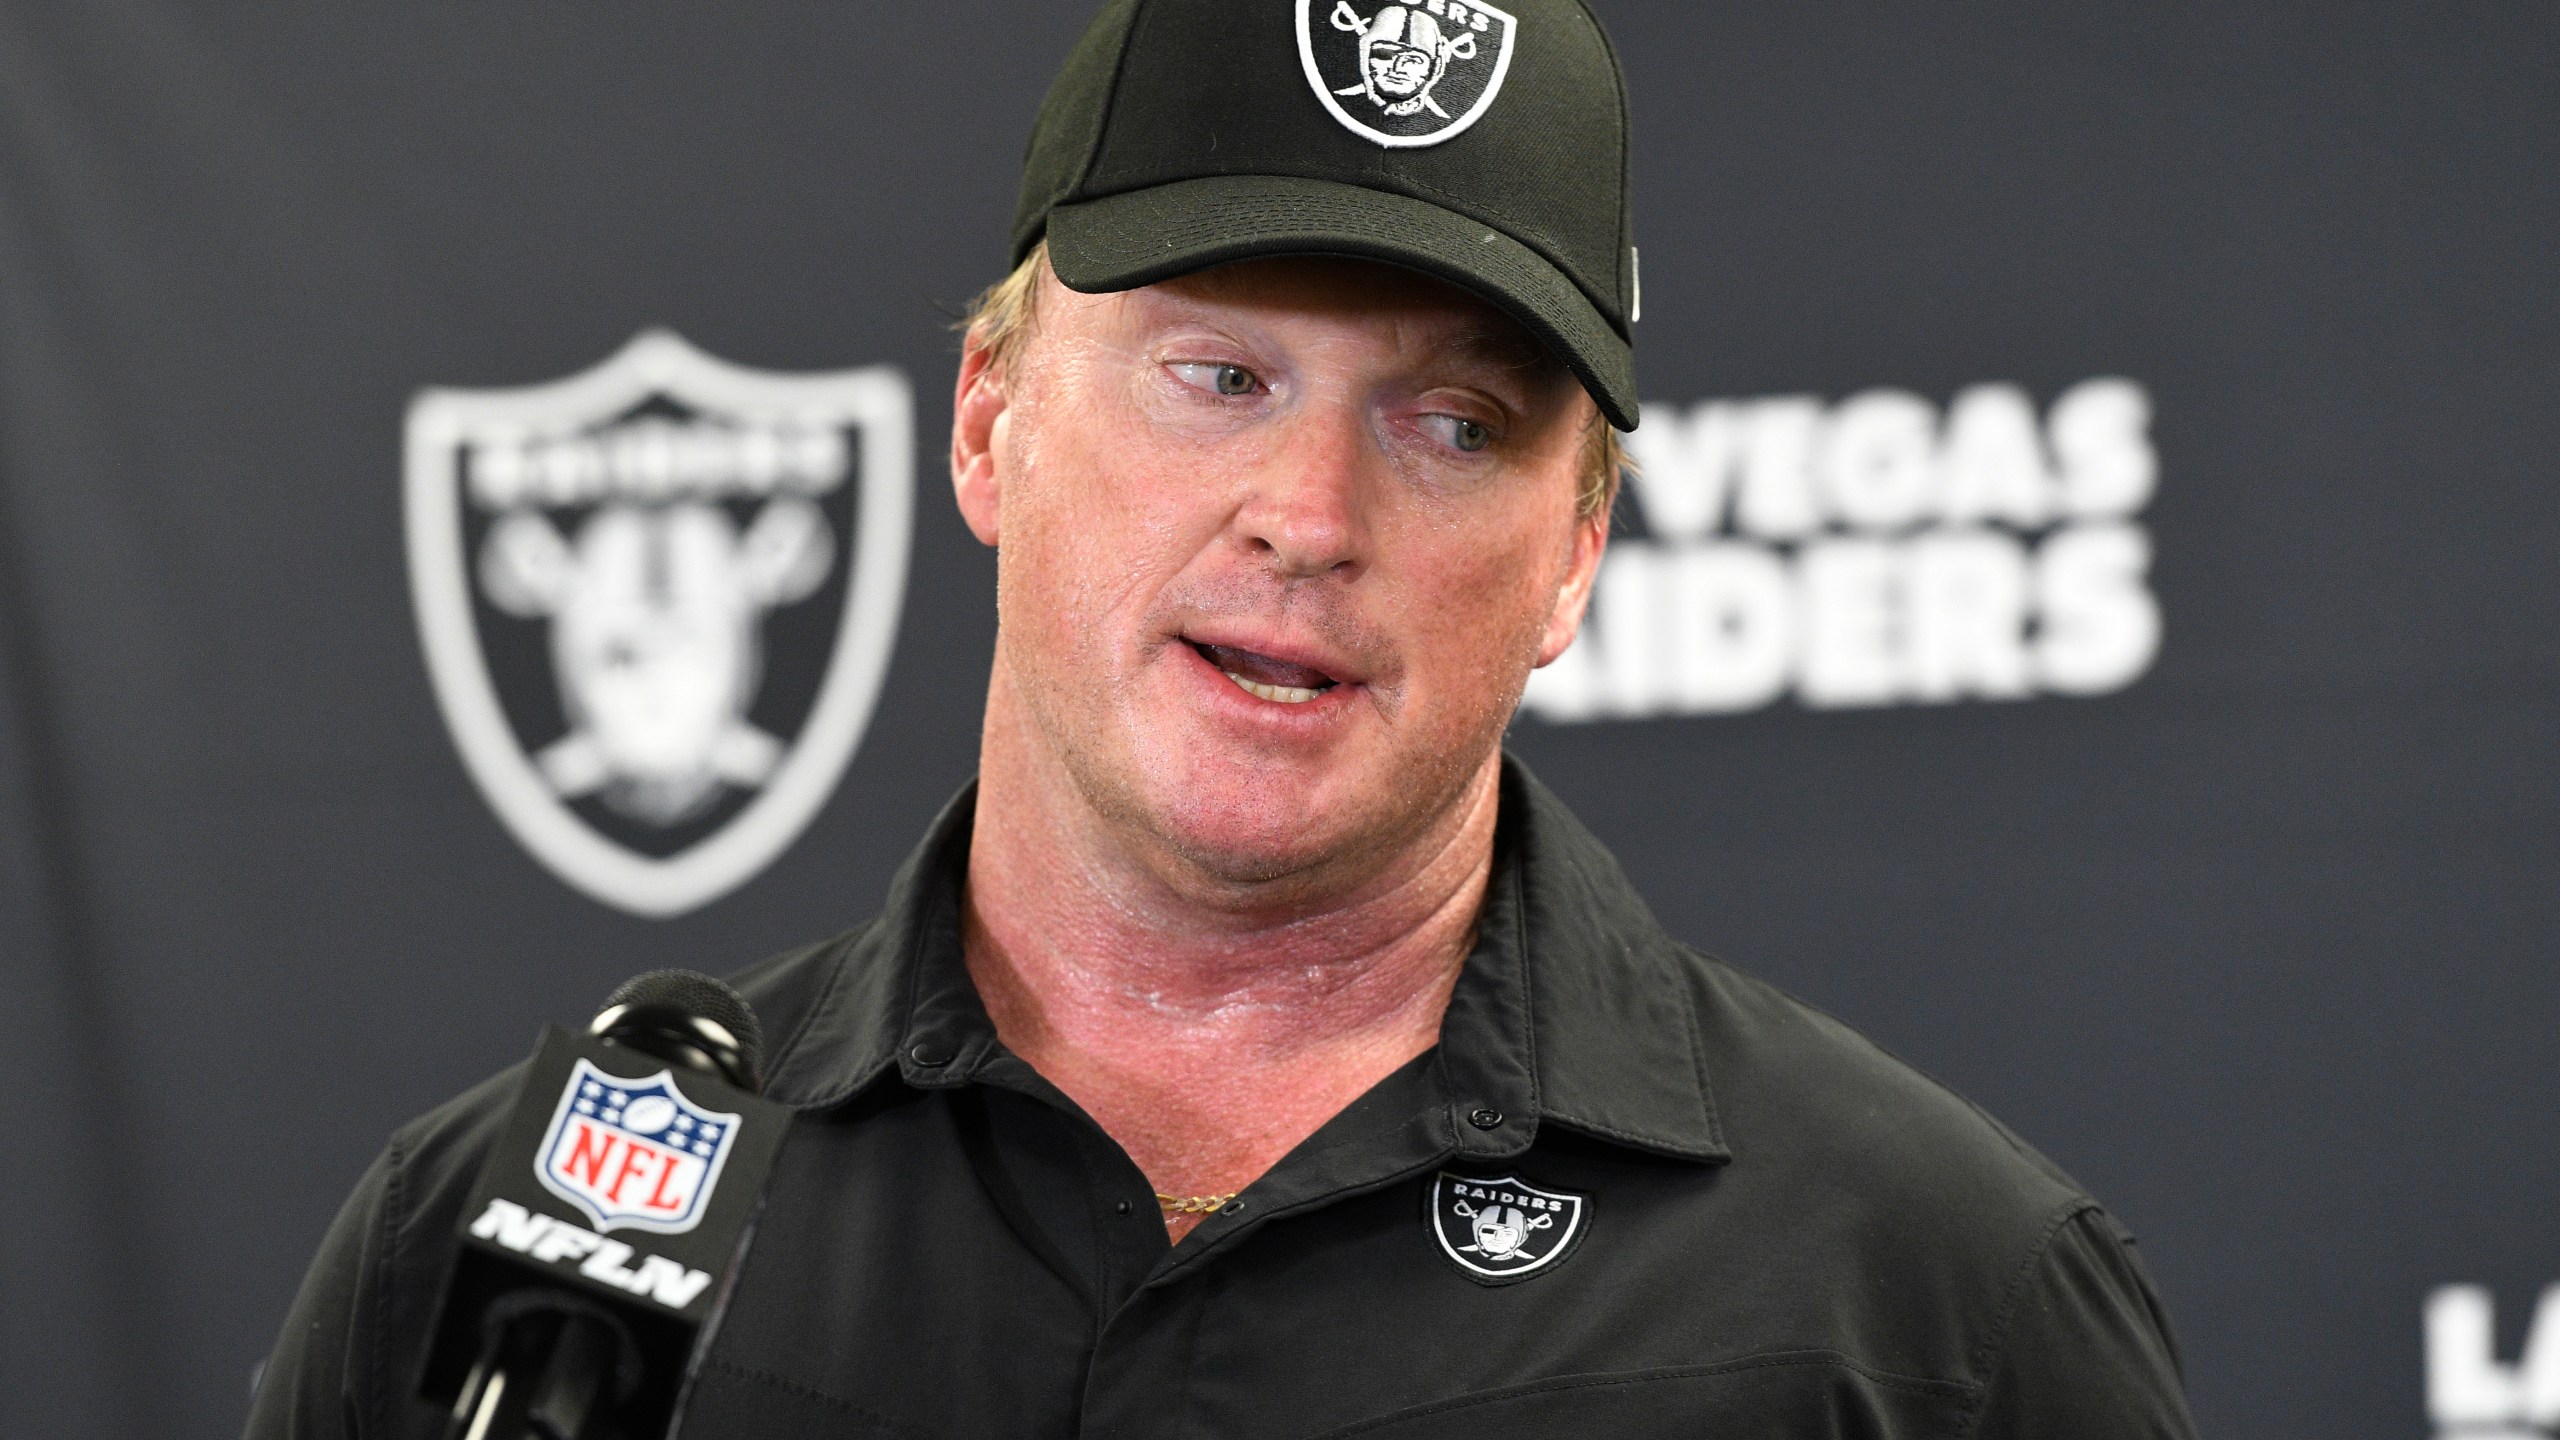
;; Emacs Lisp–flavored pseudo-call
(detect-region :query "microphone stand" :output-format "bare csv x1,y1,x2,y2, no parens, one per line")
449,1290,637,1440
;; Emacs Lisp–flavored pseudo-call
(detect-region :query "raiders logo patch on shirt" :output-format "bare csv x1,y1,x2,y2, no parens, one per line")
1429,1171,1587,1284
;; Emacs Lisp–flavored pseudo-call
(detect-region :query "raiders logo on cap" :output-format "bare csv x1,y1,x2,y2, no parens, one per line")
405,330,913,918
1297,0,1519,148
1429,1171,1587,1284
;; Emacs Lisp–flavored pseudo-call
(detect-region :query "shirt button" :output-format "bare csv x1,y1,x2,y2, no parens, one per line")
1114,1199,1133,1216
1468,1107,1504,1130
1220,1201,1245,1216
908,1040,955,1067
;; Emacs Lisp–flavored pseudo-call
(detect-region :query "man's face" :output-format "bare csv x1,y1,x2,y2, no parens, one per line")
957,257,1605,890
1369,42,1434,97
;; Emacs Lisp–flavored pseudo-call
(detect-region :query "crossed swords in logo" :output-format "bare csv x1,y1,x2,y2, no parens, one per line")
1450,1196,1554,1262
1330,1,1479,120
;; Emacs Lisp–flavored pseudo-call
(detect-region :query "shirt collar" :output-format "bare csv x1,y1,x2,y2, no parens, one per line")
761,757,1728,1166
1439,758,1728,1163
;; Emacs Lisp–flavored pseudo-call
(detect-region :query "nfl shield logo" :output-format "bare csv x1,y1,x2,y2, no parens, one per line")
405,330,913,918
1430,1171,1587,1284
537,1058,740,1235
1297,0,1519,149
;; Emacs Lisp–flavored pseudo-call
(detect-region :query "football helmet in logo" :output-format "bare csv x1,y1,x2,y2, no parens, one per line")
1457,1199,1550,1260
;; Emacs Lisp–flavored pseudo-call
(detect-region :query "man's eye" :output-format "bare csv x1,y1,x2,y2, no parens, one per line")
1172,362,1261,396
1427,416,1494,453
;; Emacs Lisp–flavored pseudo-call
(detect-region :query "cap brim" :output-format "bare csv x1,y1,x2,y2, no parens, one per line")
1043,175,1637,432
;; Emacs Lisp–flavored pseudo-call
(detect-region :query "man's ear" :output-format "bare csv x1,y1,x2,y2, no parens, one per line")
949,336,1008,548
1534,503,1610,668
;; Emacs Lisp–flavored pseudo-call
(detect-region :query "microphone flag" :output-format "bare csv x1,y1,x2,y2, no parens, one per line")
418,1025,790,1423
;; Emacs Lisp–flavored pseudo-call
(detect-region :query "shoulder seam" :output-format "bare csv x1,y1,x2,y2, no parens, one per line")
366,1133,412,1440
1688,948,2091,1196
1957,1198,2104,1439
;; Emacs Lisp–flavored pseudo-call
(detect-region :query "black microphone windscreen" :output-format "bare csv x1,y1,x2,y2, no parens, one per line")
600,969,765,1080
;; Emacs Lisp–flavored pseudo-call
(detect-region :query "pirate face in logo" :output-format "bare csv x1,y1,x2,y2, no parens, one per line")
1335,3,1474,117
1297,0,1517,149
480,495,832,827
1457,1200,1550,1260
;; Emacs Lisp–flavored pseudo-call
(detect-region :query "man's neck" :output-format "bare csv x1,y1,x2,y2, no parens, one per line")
961,675,1499,1236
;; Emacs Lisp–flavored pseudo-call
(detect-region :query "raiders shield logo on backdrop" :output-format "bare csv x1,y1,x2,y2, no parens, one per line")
406,330,913,917
1430,1171,1587,1284
537,1057,741,1234
1298,0,1518,148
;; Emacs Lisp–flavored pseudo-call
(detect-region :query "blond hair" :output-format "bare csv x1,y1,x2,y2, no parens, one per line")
960,240,1624,521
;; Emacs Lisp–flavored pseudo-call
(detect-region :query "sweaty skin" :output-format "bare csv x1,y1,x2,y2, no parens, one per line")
947,257,1607,1238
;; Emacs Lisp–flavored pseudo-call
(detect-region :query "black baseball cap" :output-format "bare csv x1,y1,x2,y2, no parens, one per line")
1010,0,1641,431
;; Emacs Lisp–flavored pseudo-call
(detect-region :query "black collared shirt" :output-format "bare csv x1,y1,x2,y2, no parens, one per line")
249,760,2198,1438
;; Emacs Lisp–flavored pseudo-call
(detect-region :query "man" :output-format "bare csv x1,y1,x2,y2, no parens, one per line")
252,0,2200,1434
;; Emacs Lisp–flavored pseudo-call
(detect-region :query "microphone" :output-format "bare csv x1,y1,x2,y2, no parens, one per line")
418,971,790,1440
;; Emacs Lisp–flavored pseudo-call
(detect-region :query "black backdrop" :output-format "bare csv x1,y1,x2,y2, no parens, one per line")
4,5,2556,1437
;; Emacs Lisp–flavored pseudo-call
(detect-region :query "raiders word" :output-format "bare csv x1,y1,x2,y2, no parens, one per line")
1523,378,2160,720
2427,1285,2560,1437
1446,1181,1570,1213
1388,0,1492,35
467,1197,714,1312
467,416,847,510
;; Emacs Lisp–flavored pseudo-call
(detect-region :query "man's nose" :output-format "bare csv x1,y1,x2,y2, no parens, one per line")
1233,401,1372,582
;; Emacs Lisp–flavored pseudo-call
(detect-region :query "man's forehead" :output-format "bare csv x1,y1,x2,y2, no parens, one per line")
1099,256,1563,374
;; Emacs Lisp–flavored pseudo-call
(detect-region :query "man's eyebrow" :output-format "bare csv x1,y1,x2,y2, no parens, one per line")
1437,323,1560,378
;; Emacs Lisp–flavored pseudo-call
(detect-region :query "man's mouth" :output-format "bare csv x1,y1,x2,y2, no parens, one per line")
1189,641,1341,706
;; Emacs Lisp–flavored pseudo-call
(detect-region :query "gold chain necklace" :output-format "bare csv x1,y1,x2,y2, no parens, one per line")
1155,1191,1237,1215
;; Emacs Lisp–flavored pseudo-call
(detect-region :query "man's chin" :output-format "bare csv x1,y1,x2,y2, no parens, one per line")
1144,779,1371,888
1111,737,1485,896
1129,747,1459,892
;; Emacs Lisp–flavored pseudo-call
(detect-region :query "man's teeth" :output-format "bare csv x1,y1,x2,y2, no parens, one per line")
1223,671,1323,704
